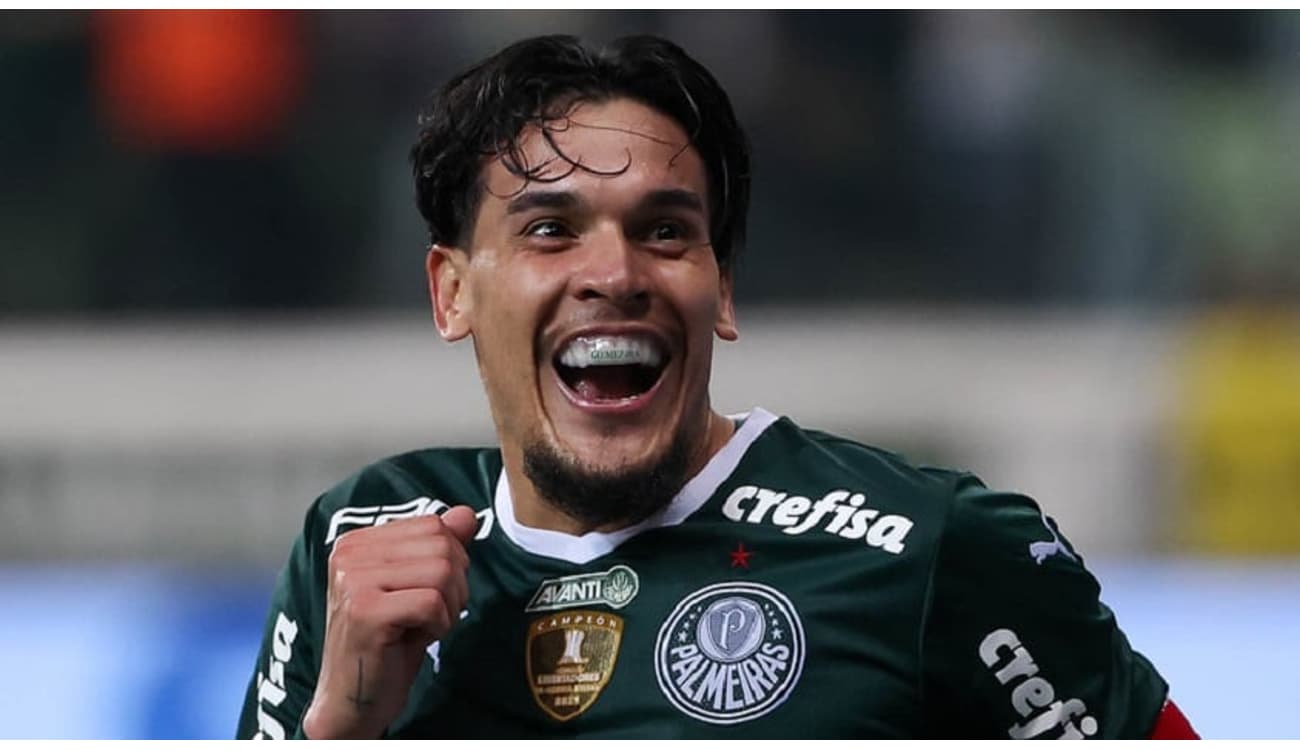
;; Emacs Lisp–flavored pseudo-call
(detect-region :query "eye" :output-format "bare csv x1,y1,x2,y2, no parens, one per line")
643,219,703,252
524,219,573,239
649,222,685,242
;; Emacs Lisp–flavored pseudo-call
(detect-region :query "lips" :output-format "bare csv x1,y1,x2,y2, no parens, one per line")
551,331,672,406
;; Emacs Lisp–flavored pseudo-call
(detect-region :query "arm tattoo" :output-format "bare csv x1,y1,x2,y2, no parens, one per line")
348,658,377,712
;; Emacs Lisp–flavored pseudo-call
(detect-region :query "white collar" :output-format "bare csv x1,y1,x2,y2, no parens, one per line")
492,407,779,564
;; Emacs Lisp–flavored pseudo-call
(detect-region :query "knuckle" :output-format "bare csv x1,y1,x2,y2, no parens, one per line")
405,514,439,530
330,565,373,597
426,535,450,556
428,557,454,581
330,531,362,559
422,588,445,617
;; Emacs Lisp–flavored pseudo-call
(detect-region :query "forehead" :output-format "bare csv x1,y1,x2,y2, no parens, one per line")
480,97,707,202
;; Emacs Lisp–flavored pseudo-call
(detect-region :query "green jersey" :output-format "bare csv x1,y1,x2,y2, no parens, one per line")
236,408,1169,739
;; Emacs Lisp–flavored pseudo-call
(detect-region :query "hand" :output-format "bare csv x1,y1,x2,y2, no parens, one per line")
302,505,477,739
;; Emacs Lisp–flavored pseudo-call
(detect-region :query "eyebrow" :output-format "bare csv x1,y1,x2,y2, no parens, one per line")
502,187,705,216
504,190,583,215
640,189,705,214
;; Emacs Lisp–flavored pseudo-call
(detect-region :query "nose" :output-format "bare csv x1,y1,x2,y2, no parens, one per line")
572,224,650,310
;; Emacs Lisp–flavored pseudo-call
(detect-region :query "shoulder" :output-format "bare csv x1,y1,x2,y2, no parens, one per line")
788,417,1071,537
753,415,956,493
735,414,1084,566
936,472,1090,575
754,416,974,517
804,424,961,491
308,446,503,546
722,414,976,559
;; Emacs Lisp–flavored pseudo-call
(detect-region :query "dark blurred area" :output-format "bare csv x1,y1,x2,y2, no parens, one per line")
3,10,1297,314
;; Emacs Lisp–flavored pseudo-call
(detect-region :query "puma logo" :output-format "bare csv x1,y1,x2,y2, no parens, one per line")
1028,512,1077,565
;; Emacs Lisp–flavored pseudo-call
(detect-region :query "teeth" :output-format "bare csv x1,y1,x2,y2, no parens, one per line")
558,335,664,368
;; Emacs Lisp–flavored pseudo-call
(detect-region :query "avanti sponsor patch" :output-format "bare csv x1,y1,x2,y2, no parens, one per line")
525,565,639,613
655,581,805,725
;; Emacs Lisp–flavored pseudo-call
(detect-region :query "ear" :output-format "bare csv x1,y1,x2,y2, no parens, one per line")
714,268,739,342
427,245,472,341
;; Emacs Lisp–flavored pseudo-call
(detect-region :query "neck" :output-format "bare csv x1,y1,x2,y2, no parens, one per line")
502,409,736,536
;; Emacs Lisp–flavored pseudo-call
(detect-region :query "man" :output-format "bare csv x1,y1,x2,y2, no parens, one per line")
237,34,1197,739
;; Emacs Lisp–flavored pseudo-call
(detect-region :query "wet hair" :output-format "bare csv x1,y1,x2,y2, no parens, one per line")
410,34,751,271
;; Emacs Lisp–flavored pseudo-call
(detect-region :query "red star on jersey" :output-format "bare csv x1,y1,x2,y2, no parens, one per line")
730,542,753,568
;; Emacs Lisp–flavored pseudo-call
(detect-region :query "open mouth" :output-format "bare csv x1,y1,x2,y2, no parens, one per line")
553,333,670,404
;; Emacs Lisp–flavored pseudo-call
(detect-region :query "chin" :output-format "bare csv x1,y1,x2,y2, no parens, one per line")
524,422,692,530
563,425,675,469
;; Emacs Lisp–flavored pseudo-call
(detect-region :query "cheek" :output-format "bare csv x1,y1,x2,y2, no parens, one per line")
468,264,557,382
471,259,538,333
674,271,725,335
476,311,534,386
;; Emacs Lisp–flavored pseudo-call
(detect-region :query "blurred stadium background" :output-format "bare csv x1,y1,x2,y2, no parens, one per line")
2,9,1298,738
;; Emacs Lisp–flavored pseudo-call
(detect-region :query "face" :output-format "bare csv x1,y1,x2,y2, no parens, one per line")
427,97,737,524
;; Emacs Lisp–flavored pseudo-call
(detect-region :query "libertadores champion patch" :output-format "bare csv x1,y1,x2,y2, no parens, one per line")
655,581,805,725
526,610,624,722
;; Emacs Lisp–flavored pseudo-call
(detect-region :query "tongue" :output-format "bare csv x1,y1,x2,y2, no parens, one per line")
572,365,647,402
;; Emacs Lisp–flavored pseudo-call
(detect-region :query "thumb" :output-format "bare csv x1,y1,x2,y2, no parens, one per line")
439,505,479,545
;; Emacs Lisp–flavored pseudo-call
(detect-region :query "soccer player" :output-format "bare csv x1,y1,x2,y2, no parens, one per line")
236,34,1198,739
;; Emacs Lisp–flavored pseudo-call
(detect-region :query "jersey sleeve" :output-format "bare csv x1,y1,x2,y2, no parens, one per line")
235,497,327,739
918,473,1169,739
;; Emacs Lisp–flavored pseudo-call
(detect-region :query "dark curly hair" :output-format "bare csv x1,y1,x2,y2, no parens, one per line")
410,34,751,272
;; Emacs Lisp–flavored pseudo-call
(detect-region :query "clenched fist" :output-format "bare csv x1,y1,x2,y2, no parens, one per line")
302,505,477,739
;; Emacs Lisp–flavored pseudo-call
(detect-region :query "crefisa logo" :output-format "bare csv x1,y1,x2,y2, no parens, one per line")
655,581,805,725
